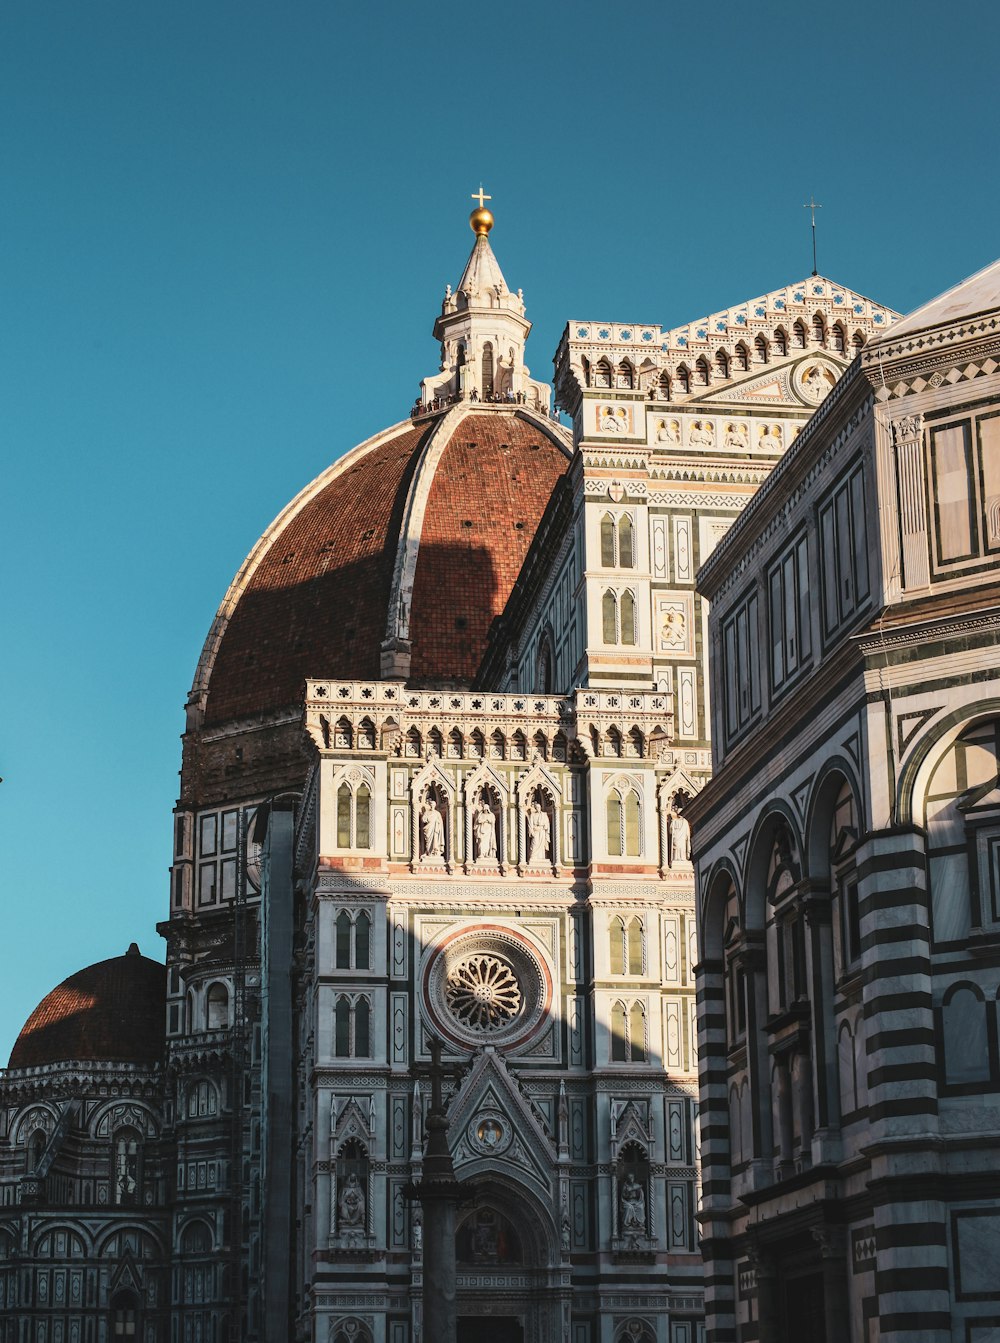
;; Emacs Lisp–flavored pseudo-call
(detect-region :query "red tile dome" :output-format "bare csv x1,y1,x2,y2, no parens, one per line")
9,944,166,1070
193,407,571,725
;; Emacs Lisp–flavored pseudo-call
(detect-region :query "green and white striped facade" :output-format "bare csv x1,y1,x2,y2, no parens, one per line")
690,258,1000,1343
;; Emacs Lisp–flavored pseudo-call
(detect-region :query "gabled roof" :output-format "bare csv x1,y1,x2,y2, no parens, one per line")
879,256,1000,341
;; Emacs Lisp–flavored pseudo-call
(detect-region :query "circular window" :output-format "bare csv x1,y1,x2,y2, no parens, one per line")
422,925,552,1050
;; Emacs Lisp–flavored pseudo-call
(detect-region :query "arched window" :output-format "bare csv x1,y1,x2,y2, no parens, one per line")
447,728,463,758
354,998,371,1057
482,341,494,397
611,1001,628,1061
113,1128,141,1205
335,996,372,1059
676,364,690,394
601,512,616,566
608,785,642,857
187,1080,218,1118
774,327,788,356
180,1220,212,1254
206,982,229,1031
603,590,618,644
358,717,376,749
716,349,730,380
629,1003,647,1062
621,590,636,645
618,515,634,568
490,729,505,760
533,730,548,759
607,726,623,758
336,911,352,969
511,730,527,761
610,1001,646,1062
754,334,769,364
735,341,750,371
831,321,846,353
812,312,826,345
595,357,612,388
355,911,371,970
627,917,644,974
851,330,866,355
695,356,710,386
793,319,807,348
404,727,422,757
335,911,371,970
616,360,634,389
941,984,991,1087
470,729,485,759
427,728,443,758
626,727,644,758
607,792,623,855
624,789,641,855
657,371,671,399
335,997,351,1057
336,776,373,849
610,918,626,975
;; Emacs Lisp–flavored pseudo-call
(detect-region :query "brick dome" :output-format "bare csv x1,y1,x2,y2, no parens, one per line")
193,407,571,725
9,945,166,1070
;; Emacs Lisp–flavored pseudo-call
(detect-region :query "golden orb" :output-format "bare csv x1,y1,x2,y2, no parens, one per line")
469,206,494,236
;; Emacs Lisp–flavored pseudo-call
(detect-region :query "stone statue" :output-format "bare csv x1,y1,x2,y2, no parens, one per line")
724,423,747,450
526,801,550,865
412,1213,422,1252
420,798,445,858
561,1214,571,1251
670,811,691,864
339,1173,366,1229
620,1174,646,1233
474,799,498,861
689,421,715,448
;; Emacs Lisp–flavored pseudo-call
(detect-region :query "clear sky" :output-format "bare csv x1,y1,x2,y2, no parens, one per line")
1,0,997,1062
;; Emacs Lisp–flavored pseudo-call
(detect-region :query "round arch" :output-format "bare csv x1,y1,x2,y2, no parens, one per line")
804,755,864,881
699,858,741,963
742,801,803,932
898,698,1000,826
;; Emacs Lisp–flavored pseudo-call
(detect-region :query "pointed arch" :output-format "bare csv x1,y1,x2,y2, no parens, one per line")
618,514,634,568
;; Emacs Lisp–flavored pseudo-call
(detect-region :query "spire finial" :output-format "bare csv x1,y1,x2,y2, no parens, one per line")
470,184,494,236
803,195,822,276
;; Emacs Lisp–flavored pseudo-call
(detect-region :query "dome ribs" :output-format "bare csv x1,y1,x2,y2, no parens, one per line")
203,422,431,724
408,413,568,684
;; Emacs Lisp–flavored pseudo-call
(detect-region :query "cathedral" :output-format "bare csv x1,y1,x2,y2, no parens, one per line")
0,197,918,1343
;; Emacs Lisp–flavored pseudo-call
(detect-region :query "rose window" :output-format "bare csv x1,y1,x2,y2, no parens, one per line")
445,954,522,1032
423,926,552,1050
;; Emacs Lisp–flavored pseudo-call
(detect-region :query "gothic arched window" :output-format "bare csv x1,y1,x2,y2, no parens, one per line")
620,590,637,645
607,784,642,858
601,513,616,567
113,1128,141,1205
336,777,373,850
695,356,710,386
610,918,627,975
336,911,371,970
812,312,826,345
206,982,229,1031
482,341,494,398
774,327,788,356
618,515,634,569
754,334,769,364
603,590,618,644
335,996,372,1058
627,917,644,975
716,349,730,380
735,341,750,371
793,319,807,348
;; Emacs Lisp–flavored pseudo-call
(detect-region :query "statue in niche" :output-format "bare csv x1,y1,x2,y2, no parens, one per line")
620,1174,646,1234
339,1173,366,1229
420,797,445,858
412,1212,422,1252
669,808,691,864
473,797,498,861
526,800,551,865
804,364,834,402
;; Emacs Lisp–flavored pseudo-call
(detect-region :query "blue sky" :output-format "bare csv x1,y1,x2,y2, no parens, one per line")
1,0,997,1061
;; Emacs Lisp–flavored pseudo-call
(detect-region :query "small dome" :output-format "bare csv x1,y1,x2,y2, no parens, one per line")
8,945,166,1070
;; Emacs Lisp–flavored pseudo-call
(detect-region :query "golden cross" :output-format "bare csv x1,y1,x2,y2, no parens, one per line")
471,185,492,209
